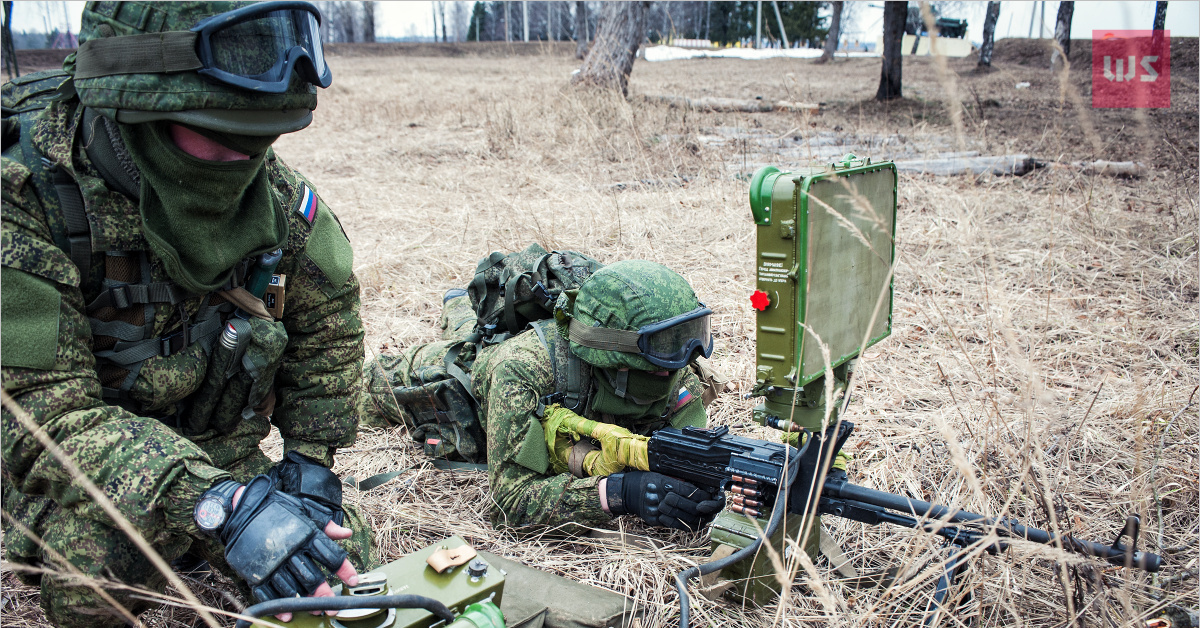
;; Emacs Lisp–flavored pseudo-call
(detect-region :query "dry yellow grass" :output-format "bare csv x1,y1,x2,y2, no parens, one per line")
2,43,1196,628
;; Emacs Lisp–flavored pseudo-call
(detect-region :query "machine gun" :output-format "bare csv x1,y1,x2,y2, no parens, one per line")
652,420,1162,627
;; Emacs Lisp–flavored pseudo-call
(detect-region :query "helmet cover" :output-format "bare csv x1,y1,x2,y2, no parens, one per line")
67,1,318,134
569,260,703,371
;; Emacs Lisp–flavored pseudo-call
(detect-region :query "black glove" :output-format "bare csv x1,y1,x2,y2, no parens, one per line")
210,475,350,603
606,471,725,531
268,451,345,528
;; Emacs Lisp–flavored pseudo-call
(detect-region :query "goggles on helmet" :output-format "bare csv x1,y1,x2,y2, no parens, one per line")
191,1,331,93
569,305,715,370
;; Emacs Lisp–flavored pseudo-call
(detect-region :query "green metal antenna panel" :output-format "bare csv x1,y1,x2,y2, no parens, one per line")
749,156,897,391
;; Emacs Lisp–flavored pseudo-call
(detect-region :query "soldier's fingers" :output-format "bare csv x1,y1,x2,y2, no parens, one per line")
308,534,350,572
696,496,725,514
287,554,325,594
276,612,294,622
270,569,301,599
324,520,353,539
661,492,702,515
335,558,359,586
309,582,338,616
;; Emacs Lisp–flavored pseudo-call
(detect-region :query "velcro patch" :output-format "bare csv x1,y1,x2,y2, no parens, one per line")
295,184,317,225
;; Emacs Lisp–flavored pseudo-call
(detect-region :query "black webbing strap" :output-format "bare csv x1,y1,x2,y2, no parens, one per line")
431,460,487,472
564,349,590,413
92,310,225,366
87,281,188,312
531,321,557,417
502,272,523,335
531,320,591,414
48,165,92,281
442,342,482,414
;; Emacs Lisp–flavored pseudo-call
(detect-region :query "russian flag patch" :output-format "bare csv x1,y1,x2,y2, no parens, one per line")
296,184,318,225
674,387,693,410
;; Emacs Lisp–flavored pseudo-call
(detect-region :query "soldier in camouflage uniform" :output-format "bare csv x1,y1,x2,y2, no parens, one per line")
2,2,372,626
367,260,727,534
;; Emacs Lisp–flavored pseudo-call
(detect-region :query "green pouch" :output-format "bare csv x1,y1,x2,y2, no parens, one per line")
393,364,485,463
182,316,288,435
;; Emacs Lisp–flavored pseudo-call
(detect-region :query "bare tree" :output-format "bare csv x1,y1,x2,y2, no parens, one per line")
361,1,375,43
3,1,18,79
876,1,906,100
1151,1,1167,52
1050,1,1072,70
816,1,843,63
977,1,999,69
440,1,449,42
571,1,648,96
574,1,588,58
451,1,471,42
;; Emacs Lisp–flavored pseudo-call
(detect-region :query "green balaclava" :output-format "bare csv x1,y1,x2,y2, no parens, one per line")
567,260,705,420
119,121,286,294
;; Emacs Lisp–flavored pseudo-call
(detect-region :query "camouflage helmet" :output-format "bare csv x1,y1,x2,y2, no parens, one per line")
568,260,714,371
66,1,329,135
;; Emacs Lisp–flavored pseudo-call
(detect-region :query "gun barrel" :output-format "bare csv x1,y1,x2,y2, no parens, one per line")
830,481,1162,572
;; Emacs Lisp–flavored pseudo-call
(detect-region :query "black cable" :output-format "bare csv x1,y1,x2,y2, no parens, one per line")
674,460,801,628
234,594,455,628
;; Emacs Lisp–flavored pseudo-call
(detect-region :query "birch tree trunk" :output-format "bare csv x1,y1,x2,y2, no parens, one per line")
876,1,906,100
816,1,842,63
1151,2,1167,52
1050,1,1073,70
574,1,589,59
977,1,1000,68
571,1,648,96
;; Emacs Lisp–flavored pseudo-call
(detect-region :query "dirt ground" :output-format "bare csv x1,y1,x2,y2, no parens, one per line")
3,38,1198,628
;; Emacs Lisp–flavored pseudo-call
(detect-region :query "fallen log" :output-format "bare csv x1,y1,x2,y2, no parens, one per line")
893,154,1037,176
1071,160,1147,177
644,94,820,115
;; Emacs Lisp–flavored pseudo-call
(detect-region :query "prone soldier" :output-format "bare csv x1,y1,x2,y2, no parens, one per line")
366,257,729,534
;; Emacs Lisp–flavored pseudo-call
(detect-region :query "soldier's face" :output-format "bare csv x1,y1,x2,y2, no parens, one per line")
168,124,252,162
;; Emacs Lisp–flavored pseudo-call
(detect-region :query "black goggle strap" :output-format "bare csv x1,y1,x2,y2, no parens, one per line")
74,31,204,79
568,320,641,354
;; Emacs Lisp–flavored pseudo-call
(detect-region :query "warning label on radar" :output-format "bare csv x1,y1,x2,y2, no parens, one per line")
758,261,790,284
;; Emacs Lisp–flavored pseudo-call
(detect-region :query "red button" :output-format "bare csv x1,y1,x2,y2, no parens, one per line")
750,290,770,311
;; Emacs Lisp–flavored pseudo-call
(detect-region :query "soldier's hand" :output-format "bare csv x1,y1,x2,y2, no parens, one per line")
605,471,725,531
268,450,346,529
199,476,359,621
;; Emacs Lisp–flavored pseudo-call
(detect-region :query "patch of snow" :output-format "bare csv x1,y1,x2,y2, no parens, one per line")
643,45,879,62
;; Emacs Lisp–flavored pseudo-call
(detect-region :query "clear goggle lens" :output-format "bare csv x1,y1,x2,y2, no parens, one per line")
194,2,331,92
638,308,714,368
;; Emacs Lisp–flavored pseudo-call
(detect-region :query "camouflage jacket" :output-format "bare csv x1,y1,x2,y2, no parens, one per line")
0,99,364,543
470,326,707,532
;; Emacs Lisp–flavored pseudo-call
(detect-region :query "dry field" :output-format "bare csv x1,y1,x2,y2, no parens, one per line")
3,39,1198,628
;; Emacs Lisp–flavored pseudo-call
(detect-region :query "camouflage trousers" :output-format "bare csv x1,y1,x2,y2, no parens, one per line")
2,415,375,628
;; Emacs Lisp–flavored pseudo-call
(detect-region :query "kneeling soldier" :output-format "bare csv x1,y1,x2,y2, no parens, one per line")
2,2,371,625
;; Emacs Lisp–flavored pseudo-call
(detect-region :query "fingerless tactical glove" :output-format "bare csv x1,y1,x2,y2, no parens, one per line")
605,471,725,531
268,451,346,528
205,475,349,603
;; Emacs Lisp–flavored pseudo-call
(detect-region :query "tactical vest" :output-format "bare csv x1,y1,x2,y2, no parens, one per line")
2,70,274,425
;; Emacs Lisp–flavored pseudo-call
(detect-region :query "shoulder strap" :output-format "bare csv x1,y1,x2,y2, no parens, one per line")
531,320,591,416
48,163,93,281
